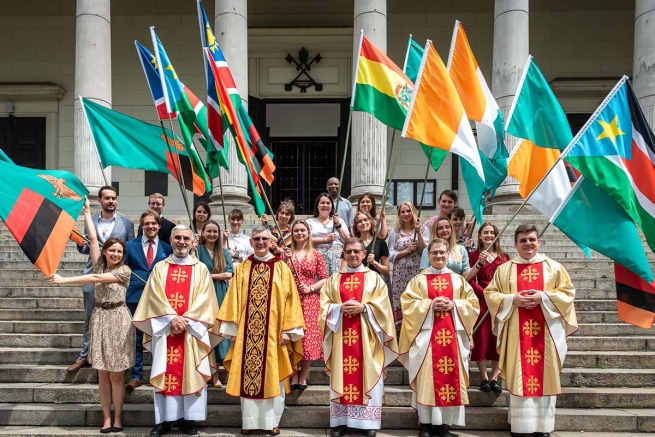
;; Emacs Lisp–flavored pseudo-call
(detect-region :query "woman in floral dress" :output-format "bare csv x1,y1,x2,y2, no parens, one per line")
307,193,350,275
388,201,425,328
284,220,329,389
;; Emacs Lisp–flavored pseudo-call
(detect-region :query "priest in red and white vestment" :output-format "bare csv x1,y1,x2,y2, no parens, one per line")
398,238,479,437
133,225,221,436
484,224,577,437
320,238,398,437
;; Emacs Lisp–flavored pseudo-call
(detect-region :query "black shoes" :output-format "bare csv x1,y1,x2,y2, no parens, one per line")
480,379,491,392
490,379,503,393
435,424,453,437
510,433,524,437
330,426,346,437
419,423,431,437
111,426,123,432
178,420,197,435
150,422,172,436
362,430,376,437
533,434,550,437
100,427,112,434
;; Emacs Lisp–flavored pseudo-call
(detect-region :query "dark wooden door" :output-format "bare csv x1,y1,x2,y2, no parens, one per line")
0,117,46,168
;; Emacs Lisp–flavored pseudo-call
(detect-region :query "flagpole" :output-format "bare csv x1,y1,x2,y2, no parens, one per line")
333,106,353,232
371,133,403,251
217,168,230,250
165,115,196,232
414,147,433,241
257,180,300,280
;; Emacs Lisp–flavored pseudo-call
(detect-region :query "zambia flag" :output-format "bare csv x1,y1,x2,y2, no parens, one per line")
0,160,87,276
81,97,211,196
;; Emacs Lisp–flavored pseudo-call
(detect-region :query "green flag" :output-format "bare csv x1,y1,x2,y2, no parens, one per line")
81,97,211,196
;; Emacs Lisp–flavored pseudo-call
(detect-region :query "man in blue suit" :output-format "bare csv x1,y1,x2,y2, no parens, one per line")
124,210,172,389
68,186,135,372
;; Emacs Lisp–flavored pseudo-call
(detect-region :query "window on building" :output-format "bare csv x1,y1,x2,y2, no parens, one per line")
388,179,436,209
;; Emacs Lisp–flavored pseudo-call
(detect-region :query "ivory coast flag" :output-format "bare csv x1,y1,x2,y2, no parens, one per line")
351,31,413,130
401,40,485,224
446,21,508,196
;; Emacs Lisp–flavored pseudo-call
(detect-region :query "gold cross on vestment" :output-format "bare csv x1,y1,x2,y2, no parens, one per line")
526,375,540,394
437,356,455,374
523,319,541,337
520,266,540,282
168,292,186,309
343,356,360,374
439,384,457,402
170,268,188,283
525,347,541,365
434,310,448,319
431,276,449,292
434,328,453,346
343,383,360,402
163,374,179,392
166,346,181,364
343,328,358,346
343,276,361,291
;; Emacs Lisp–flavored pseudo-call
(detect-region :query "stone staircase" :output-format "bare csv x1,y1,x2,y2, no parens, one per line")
0,214,654,436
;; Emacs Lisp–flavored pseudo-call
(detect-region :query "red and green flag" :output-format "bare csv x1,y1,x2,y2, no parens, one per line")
0,160,88,275
81,97,211,196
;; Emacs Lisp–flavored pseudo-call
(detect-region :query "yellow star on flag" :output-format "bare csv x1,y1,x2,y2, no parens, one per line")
165,64,178,80
596,115,626,146
150,56,158,70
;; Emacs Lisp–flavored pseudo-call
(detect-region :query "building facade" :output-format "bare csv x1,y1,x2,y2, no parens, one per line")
0,0,650,215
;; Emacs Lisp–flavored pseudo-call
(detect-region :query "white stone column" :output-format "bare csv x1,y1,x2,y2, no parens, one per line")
488,0,529,211
74,0,111,198
212,0,253,215
634,0,655,130
350,0,387,204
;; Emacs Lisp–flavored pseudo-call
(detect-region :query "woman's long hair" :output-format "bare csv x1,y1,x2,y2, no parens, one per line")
476,222,507,260
199,220,226,274
192,202,211,231
357,193,378,216
290,220,315,261
394,200,418,231
95,237,126,271
353,211,375,239
430,217,461,263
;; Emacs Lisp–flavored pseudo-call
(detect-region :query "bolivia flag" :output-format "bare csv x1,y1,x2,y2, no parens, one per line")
0,160,87,276
81,97,211,196
401,40,485,224
447,21,508,196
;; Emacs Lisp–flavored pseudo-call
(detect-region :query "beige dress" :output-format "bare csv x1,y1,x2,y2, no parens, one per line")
89,264,135,372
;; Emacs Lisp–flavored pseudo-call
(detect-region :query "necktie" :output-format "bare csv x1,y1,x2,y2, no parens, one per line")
146,240,154,267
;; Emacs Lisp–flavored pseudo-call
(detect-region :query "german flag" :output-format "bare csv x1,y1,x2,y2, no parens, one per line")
0,161,87,276
615,263,655,329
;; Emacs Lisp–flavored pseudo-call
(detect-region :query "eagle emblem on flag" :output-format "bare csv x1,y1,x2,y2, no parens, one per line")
38,174,83,201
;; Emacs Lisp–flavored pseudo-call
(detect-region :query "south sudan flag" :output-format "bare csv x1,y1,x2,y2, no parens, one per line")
0,160,88,276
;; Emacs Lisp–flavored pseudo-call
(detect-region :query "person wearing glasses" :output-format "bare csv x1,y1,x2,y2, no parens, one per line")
320,238,399,437
217,226,305,436
137,193,175,243
398,238,479,437
484,224,577,437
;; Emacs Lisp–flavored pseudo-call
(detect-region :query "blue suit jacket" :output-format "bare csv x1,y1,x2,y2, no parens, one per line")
123,237,172,304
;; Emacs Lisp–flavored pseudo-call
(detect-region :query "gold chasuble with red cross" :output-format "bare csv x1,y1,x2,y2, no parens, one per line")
320,269,398,405
132,256,221,396
484,255,578,397
218,256,305,399
398,269,479,408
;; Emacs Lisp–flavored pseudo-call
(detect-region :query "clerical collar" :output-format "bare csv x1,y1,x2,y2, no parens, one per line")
253,253,274,262
172,254,192,265
518,254,541,264
345,264,366,273
427,266,448,274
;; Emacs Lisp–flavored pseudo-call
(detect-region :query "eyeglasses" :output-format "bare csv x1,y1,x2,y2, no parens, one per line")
518,238,538,244
429,251,448,256
252,237,271,242
344,249,364,255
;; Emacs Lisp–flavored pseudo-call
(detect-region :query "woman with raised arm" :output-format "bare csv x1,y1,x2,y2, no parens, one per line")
356,193,388,240
49,198,134,434
198,220,234,388
307,192,351,275
344,211,390,286
421,189,458,242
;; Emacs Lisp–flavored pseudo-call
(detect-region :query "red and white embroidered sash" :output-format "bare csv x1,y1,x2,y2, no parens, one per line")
337,272,366,405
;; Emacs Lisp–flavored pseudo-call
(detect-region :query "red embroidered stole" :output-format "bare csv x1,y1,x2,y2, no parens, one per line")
240,260,275,399
338,272,366,405
516,262,546,397
426,274,462,406
161,264,193,395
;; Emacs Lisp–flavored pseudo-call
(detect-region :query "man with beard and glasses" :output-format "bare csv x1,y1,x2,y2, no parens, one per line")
217,226,305,436
132,225,221,436
67,185,135,372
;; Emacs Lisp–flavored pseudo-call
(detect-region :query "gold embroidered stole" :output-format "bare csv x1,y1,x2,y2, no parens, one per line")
337,272,365,405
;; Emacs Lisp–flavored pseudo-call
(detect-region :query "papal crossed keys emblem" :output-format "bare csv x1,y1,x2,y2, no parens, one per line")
37,174,82,201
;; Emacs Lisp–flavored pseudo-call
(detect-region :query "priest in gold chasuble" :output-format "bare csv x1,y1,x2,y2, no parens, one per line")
320,238,398,437
132,226,221,436
484,225,577,437
217,226,305,435
398,238,479,437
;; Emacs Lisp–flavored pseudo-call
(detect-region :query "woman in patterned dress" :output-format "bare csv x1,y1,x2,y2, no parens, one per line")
283,220,329,389
261,198,295,256
197,220,234,388
388,201,425,328
50,198,134,433
307,193,351,275
467,222,509,393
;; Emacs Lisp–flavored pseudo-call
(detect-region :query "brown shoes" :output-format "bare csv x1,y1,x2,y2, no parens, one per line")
240,430,252,435
125,378,142,390
66,359,90,372
267,429,280,436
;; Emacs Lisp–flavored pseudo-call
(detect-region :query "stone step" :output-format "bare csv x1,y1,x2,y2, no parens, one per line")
0,321,83,334
0,298,83,310
573,300,617,311
5,383,655,409
0,403,652,432
0,261,87,270
577,311,622,323
0,287,81,298
0,310,84,321
0,334,82,349
576,323,654,336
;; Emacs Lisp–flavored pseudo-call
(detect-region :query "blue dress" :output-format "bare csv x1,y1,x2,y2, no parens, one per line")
197,245,234,364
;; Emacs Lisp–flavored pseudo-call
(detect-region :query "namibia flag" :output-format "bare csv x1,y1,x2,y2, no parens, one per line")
0,160,87,276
